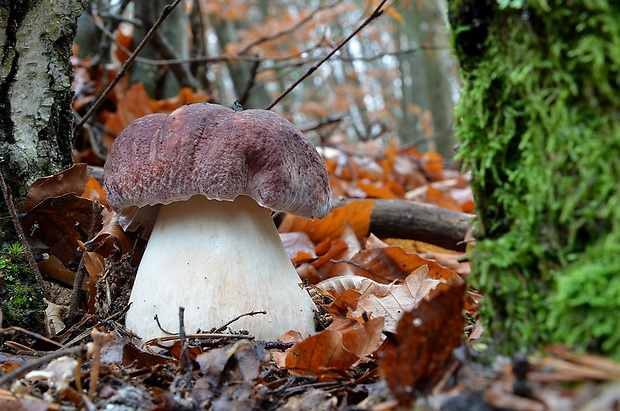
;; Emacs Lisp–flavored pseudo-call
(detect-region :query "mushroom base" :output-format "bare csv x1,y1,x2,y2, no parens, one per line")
125,195,317,342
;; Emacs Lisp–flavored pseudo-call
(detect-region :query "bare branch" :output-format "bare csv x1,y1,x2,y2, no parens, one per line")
73,0,184,136
266,0,388,110
237,4,338,55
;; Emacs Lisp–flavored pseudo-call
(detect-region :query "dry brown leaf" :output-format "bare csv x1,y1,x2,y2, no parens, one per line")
284,317,384,380
103,82,155,136
38,255,87,290
380,280,466,406
278,199,374,243
329,245,456,284
24,164,90,212
319,265,445,334
86,211,134,258
23,194,102,268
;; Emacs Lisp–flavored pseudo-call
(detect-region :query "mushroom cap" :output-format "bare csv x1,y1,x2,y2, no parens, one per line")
103,103,332,221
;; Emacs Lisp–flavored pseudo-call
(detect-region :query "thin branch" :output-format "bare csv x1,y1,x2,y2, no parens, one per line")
266,0,388,110
0,345,88,388
73,0,184,136
237,4,337,55
178,307,192,378
214,310,267,334
0,171,48,299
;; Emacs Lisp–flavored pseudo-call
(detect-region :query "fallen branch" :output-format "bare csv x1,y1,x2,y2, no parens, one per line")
333,198,474,252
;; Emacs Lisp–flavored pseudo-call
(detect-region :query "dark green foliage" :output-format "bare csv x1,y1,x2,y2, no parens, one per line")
450,0,620,357
0,242,46,333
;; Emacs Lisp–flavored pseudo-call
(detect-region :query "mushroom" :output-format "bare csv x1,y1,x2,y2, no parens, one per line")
103,103,332,342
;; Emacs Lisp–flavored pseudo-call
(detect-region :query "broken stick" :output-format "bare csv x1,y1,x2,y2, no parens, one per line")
332,198,474,252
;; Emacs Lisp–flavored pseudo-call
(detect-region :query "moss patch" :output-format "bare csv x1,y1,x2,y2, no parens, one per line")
0,243,46,334
449,0,620,357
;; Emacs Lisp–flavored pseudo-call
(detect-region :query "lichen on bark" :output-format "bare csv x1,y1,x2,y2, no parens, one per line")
449,0,620,358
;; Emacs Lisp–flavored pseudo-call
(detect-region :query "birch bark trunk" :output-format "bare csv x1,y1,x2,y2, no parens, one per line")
0,0,88,207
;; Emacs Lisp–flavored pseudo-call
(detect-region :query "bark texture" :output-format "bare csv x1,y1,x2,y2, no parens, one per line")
0,0,88,207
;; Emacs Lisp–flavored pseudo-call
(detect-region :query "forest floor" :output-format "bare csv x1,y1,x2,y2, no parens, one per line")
2,140,620,410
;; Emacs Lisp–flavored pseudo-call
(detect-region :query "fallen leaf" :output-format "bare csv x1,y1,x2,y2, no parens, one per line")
86,211,134,258
24,164,90,212
23,194,102,268
380,280,466,406
278,199,374,243
319,265,445,333
284,317,384,380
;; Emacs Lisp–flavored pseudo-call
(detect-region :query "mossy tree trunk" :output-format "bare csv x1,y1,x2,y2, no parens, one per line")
0,0,87,208
449,0,620,358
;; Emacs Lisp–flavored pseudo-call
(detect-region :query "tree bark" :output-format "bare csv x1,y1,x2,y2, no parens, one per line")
0,0,88,208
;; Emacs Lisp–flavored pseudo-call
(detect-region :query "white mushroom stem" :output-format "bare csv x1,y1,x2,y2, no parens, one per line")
125,195,317,342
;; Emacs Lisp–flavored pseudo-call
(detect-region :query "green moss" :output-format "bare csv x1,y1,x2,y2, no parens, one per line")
450,0,620,357
0,243,46,333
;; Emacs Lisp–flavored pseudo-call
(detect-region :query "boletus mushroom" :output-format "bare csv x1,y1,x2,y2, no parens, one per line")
103,103,332,342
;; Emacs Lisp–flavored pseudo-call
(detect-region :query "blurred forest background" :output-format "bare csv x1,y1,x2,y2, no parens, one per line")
73,0,459,159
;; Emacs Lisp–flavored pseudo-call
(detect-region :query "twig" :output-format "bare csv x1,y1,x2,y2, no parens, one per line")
0,326,65,349
178,307,192,377
214,310,267,334
67,202,103,322
0,171,48,299
0,345,88,388
138,0,196,89
238,4,337,55
73,0,184,136
154,314,177,335
88,328,114,399
265,0,387,110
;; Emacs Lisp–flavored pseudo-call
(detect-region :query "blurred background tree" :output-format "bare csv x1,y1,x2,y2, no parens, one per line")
73,0,459,158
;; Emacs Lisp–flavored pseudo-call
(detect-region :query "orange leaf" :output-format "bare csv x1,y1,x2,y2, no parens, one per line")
152,87,211,113
103,82,155,136
285,317,384,381
82,176,108,208
357,181,398,199
115,31,132,64
311,240,349,268
278,199,374,243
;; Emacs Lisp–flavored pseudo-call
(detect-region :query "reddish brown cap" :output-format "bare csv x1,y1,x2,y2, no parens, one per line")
103,103,332,220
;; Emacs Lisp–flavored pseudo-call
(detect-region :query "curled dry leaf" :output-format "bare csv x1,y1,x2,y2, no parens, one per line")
86,211,134,258
24,163,90,212
284,317,384,381
379,280,467,406
23,194,103,268
193,339,266,408
280,231,317,261
330,245,458,284
318,265,446,334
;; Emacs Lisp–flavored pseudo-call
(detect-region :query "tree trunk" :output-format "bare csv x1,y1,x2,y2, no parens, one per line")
399,0,457,158
130,0,194,99
0,0,87,208
449,0,620,358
